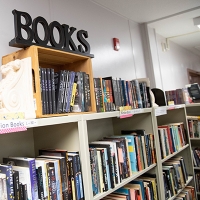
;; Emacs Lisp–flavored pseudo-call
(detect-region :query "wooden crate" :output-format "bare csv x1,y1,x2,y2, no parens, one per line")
2,45,96,118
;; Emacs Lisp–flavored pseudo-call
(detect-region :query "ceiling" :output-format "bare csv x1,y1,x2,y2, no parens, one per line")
91,0,200,56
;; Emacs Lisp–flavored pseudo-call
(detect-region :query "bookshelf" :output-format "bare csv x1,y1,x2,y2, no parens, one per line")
153,105,195,199
185,103,200,199
82,108,162,200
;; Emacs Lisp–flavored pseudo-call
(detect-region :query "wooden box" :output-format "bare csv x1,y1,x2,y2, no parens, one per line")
2,45,96,118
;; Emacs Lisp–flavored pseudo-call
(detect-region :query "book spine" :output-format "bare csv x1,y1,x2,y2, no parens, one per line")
50,167,57,200
70,74,78,112
40,68,47,115
62,71,69,113
67,159,73,200
83,72,89,112
22,184,28,200
44,68,49,114
50,68,56,114
86,74,91,111
66,71,75,112
80,72,85,112
76,154,84,199
93,78,101,112
29,160,39,200
7,166,14,200
47,68,53,114
36,166,44,200
13,170,20,200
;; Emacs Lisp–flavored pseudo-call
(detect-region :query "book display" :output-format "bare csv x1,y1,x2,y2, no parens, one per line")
186,103,200,199
0,45,199,200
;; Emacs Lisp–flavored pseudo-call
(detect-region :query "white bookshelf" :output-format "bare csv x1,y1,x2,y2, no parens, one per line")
0,105,196,200
186,103,200,198
153,105,195,200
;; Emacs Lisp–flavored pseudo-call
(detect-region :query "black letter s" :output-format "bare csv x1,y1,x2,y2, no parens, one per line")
77,30,90,54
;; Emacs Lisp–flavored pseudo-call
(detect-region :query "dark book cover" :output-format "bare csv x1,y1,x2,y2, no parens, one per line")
36,166,44,200
13,170,20,200
67,159,73,200
44,68,50,114
50,68,56,114
80,72,85,112
83,72,89,112
19,183,23,200
49,165,57,200
62,70,70,113
22,184,28,200
47,68,53,114
132,79,143,108
40,68,47,115
55,70,66,113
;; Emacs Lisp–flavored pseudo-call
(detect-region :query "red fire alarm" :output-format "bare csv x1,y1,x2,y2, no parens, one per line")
113,38,120,51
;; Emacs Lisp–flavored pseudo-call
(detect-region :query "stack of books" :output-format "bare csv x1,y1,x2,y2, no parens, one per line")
101,175,158,200
40,67,91,115
157,122,187,159
162,157,189,199
0,149,84,200
93,77,152,112
89,129,156,196
174,186,195,200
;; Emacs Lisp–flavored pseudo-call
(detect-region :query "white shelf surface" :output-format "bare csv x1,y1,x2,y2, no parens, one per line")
166,104,185,110
93,163,156,200
26,115,81,128
83,108,152,121
161,144,189,163
168,176,193,200
194,167,200,170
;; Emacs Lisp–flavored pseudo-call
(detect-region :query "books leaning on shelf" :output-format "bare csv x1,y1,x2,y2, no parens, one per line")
0,150,84,200
187,116,200,138
101,175,158,200
89,129,156,196
162,157,189,199
157,122,188,159
194,171,200,193
174,186,195,200
93,77,152,112
39,67,91,115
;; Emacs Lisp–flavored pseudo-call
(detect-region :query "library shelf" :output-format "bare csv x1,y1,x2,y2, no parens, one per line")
161,144,189,163
168,176,193,200
93,164,157,200
194,167,200,170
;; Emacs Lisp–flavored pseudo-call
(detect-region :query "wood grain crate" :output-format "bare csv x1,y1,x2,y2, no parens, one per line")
2,45,96,118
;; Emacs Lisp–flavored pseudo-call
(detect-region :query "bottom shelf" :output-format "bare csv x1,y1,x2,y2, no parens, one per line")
168,176,193,200
93,163,157,200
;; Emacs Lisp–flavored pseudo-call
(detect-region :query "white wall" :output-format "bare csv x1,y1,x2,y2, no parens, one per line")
0,0,147,80
156,34,200,91
146,26,200,91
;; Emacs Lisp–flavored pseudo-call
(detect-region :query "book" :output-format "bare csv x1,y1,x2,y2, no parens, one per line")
0,164,14,200
13,170,20,200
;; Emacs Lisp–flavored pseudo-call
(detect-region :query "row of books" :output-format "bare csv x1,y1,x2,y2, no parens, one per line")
89,129,156,196
40,67,91,115
195,171,200,192
157,122,187,159
93,77,152,112
0,149,84,200
162,157,189,199
187,116,200,138
174,186,195,200
101,175,158,200
192,147,200,167
165,88,192,106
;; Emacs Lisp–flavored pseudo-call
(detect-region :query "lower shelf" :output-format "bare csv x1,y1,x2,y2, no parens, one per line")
93,163,156,200
168,176,193,200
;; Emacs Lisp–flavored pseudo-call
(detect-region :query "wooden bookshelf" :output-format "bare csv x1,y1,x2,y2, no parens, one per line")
2,45,96,118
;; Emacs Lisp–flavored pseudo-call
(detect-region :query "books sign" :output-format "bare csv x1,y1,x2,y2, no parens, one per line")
155,107,167,116
9,10,94,58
